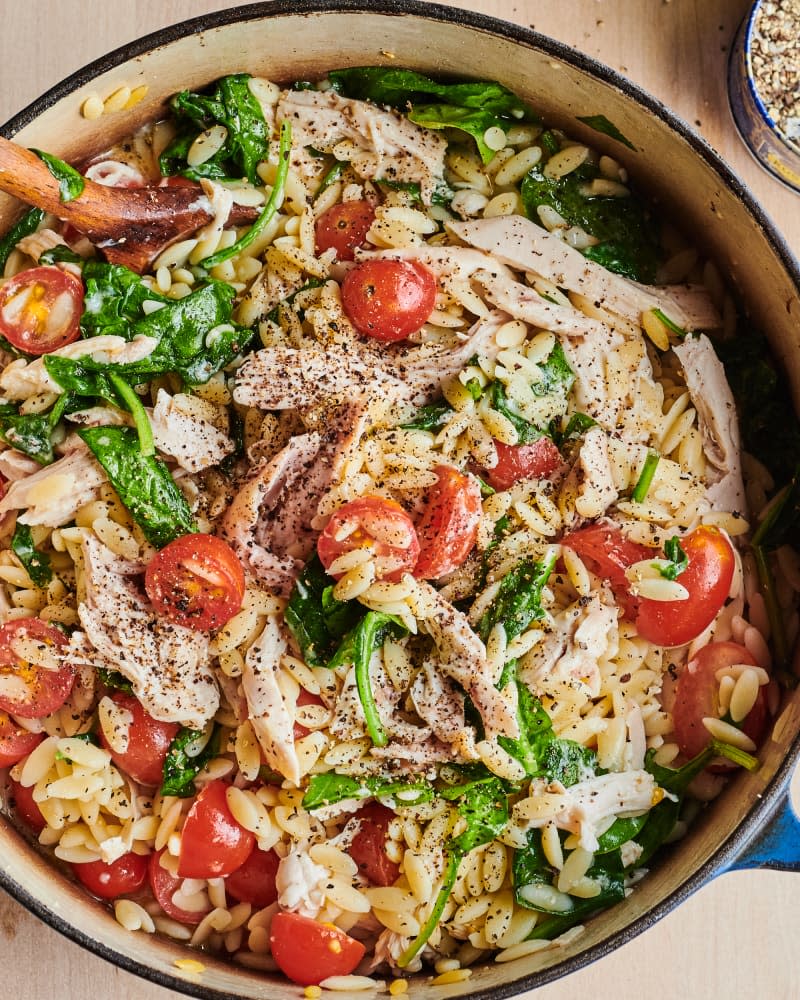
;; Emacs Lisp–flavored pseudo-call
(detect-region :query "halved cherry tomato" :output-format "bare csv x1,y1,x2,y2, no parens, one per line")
270,912,366,986
178,779,255,879
673,641,769,760
148,849,210,925
0,619,74,719
636,526,735,647
293,689,325,740
318,496,420,583
315,200,376,261
414,465,481,580
348,803,400,887
98,690,180,787
561,523,651,619
0,713,43,768
0,266,83,355
145,533,245,631
8,777,45,832
486,437,562,492
224,846,280,907
342,258,436,342
72,851,149,900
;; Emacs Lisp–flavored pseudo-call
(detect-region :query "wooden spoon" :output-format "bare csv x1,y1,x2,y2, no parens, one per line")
0,137,258,273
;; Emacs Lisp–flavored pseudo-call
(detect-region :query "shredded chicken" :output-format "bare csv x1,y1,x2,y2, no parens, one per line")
673,334,747,515
150,389,234,473
242,616,301,785
0,445,107,527
276,88,448,203
450,215,721,331
275,849,327,918
574,426,619,520
72,535,218,729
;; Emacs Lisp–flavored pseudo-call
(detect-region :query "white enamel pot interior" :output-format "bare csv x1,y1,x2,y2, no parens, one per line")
0,3,798,998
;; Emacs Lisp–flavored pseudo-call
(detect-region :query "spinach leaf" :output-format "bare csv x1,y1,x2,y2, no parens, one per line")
486,341,574,444
549,411,596,448
631,449,660,502
477,550,557,642
302,772,434,810
285,555,363,668
329,612,408,747
160,74,269,185
0,207,45,270
32,150,85,202
521,162,660,282
400,400,453,432
161,724,221,798
96,667,133,694
11,523,52,587
595,813,649,854
576,114,636,151
315,159,348,200
329,67,535,164
656,536,688,581
78,426,195,548
39,245,84,267
47,275,249,390
0,393,69,464
752,467,800,552
398,776,509,967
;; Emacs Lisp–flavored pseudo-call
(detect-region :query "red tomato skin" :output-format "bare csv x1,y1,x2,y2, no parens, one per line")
673,641,767,760
148,849,210,925
486,437,562,492
0,619,74,719
224,846,280,907
315,200,376,261
0,712,44,767
0,267,83,355
561,524,651,619
293,689,325,740
145,533,245,631
98,691,180,787
178,780,255,879
317,496,420,584
9,777,46,832
636,526,735,648
341,258,436,342
270,912,366,986
414,465,482,580
348,803,401,887
72,851,149,900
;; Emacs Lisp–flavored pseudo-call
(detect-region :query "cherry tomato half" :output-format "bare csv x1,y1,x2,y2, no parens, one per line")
486,437,562,492
673,641,769,760
561,523,651,620
0,266,83,355
0,619,74,719
342,258,436,342
0,713,43,768
224,846,280,907
318,496,420,583
9,777,45,832
178,779,255,879
149,849,210,925
270,912,366,986
315,200,376,261
72,851,149,900
348,803,401,887
98,690,180,787
636,526,735,648
145,533,245,631
414,465,481,580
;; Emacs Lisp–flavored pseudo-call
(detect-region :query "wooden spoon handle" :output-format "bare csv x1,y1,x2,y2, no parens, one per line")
0,137,67,216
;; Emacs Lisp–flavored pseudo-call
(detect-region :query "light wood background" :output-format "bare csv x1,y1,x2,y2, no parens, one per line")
0,2,798,999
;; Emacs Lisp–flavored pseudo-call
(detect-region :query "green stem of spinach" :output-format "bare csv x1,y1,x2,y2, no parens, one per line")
708,738,759,772
355,650,388,748
315,159,348,201
652,308,686,338
631,450,660,502
109,374,154,457
201,119,292,268
752,544,792,683
397,852,460,967
0,207,45,271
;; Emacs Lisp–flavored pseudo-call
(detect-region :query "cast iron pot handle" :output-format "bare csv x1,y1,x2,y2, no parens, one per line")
725,778,800,873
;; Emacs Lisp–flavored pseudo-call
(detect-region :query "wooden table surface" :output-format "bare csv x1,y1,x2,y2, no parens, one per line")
0,2,798,998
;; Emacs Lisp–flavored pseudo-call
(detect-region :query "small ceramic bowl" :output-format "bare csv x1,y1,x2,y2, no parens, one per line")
729,0,800,192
